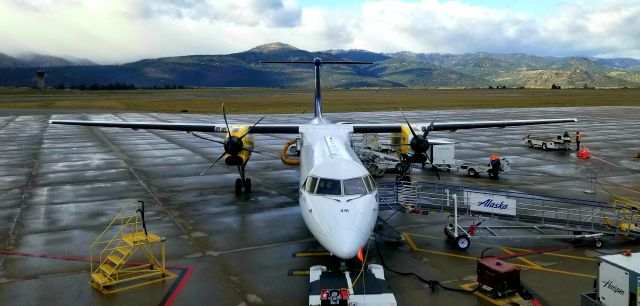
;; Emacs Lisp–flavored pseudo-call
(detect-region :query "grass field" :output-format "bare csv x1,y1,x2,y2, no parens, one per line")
0,87,639,114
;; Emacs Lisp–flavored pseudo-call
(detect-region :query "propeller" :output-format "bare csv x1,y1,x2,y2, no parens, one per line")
400,111,441,180
192,103,271,176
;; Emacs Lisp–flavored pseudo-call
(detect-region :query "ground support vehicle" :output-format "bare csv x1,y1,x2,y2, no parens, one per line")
377,181,640,250
457,158,511,178
580,252,640,306
353,146,405,177
524,134,571,150
308,265,397,306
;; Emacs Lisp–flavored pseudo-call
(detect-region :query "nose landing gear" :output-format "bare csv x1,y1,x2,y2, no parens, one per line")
235,164,252,195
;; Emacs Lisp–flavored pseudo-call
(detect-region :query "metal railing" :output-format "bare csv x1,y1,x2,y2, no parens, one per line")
378,181,640,237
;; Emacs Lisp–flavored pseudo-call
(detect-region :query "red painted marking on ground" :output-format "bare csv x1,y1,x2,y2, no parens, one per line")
163,265,193,306
0,249,193,306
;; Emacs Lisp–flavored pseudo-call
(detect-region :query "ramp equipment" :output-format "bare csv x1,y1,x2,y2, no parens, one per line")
524,133,571,150
580,251,640,306
378,181,640,250
308,264,397,306
90,200,176,294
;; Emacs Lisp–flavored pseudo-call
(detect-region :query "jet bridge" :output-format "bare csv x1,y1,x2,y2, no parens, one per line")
377,181,640,250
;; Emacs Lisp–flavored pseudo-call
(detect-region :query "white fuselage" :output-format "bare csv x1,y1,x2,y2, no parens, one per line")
298,121,379,259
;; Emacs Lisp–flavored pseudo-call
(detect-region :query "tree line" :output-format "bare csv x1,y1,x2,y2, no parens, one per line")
54,83,187,90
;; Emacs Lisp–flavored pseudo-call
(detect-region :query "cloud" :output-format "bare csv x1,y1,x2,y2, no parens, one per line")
0,0,638,63
138,0,301,27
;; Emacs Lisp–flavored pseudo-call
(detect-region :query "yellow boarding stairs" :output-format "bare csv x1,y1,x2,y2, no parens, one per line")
90,200,176,294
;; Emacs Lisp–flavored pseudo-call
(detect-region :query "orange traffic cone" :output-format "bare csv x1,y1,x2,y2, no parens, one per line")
579,147,590,159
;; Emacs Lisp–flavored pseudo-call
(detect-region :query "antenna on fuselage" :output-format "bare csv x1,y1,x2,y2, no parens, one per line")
260,58,373,119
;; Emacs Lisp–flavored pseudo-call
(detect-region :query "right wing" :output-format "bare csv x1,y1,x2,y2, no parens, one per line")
351,118,577,133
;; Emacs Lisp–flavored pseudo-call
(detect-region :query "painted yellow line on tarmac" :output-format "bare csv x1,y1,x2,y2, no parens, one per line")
403,232,596,279
500,246,542,269
460,282,524,305
403,232,477,260
506,246,597,262
601,180,640,195
402,232,419,251
405,232,443,240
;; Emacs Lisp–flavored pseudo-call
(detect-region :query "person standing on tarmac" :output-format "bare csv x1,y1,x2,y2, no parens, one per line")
490,154,501,179
575,131,582,151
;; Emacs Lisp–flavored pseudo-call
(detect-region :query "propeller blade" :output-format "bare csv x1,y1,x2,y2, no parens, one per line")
240,115,266,140
190,132,225,145
425,112,440,136
222,103,231,137
241,147,279,159
200,151,227,176
424,153,441,180
432,165,441,180
401,111,418,138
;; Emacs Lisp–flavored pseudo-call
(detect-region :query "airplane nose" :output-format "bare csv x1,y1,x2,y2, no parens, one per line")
328,227,366,259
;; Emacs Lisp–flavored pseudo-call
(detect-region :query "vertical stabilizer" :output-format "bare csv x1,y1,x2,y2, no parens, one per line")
259,59,373,120
313,57,323,118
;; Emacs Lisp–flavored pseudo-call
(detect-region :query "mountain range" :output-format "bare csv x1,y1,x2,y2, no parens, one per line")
1,42,640,88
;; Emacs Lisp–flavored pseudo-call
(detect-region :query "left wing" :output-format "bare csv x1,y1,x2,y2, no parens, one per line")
351,118,577,133
48,120,300,134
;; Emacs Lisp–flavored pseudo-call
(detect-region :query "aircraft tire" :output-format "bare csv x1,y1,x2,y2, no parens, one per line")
244,178,252,194
235,178,243,195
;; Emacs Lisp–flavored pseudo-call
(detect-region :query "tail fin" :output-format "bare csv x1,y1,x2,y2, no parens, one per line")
260,58,372,119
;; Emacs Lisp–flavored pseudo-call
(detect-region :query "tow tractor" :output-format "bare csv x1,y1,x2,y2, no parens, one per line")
457,157,511,178
309,265,397,306
524,133,571,150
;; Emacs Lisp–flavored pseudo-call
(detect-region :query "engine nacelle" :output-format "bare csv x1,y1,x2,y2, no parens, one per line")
224,126,254,166
391,124,414,155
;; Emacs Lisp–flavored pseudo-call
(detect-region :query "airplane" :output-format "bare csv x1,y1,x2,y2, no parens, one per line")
50,57,577,260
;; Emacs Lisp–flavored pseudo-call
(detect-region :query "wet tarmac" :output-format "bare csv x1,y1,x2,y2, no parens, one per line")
0,106,639,306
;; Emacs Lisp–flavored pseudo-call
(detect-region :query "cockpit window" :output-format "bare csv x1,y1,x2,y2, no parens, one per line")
344,178,366,195
363,175,375,192
304,175,376,196
305,176,318,193
315,178,341,195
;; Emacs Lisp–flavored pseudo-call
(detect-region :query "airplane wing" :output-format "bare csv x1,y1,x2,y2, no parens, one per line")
48,120,300,134
50,118,576,134
351,118,577,133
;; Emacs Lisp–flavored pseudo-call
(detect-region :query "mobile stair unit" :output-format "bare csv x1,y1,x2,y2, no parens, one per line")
378,181,640,250
90,200,175,294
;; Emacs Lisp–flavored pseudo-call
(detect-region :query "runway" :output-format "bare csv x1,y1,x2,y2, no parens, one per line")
0,106,639,305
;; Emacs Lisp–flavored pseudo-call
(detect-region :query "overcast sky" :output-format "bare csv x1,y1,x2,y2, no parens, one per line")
1,0,639,63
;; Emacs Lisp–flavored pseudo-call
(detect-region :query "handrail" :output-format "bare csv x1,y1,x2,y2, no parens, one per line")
90,201,142,275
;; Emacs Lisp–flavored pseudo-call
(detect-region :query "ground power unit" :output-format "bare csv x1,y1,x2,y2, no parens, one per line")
582,252,640,306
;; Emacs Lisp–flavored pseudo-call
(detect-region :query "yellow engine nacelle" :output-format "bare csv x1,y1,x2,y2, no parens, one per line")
391,124,414,155
225,126,254,166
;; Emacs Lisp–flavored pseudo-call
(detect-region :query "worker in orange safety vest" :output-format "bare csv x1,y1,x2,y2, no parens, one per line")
489,154,501,179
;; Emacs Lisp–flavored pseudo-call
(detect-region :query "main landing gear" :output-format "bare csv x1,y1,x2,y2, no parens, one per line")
234,164,251,195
